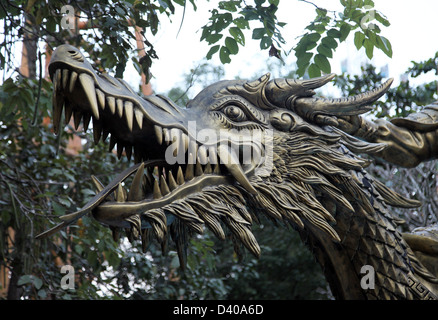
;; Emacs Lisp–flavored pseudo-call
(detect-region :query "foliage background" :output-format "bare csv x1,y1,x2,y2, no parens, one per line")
0,0,436,300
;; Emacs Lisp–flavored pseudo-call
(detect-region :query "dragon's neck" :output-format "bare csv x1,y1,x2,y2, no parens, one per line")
301,169,438,300
264,131,438,299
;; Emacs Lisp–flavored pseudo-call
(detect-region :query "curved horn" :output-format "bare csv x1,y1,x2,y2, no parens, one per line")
265,73,336,109
294,78,394,118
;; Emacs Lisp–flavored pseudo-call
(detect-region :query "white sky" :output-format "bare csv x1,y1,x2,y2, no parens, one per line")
135,0,438,96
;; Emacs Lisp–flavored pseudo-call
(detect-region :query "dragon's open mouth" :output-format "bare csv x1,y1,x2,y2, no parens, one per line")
41,45,264,240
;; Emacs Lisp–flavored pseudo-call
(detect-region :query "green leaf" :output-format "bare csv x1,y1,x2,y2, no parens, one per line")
219,46,231,64
308,63,321,78
376,35,392,58
321,36,338,50
225,37,239,54
296,52,313,69
206,44,220,59
364,39,374,59
354,31,365,50
316,44,332,58
314,54,331,73
327,28,341,38
229,27,245,45
260,36,272,50
205,33,223,45
252,28,266,40
339,23,351,42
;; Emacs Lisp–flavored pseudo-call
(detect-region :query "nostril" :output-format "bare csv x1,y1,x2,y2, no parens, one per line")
68,50,77,54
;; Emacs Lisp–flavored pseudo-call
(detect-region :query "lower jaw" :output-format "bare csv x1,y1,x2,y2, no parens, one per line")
92,173,237,228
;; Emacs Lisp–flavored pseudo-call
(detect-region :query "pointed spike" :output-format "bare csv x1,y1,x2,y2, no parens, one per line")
73,111,82,130
195,160,203,176
117,142,124,159
107,96,116,114
185,153,194,180
154,125,163,145
91,175,104,192
134,108,143,130
102,127,110,142
177,166,184,185
125,145,132,162
69,71,78,93
109,135,116,152
62,69,69,90
116,183,126,202
78,73,99,120
204,162,212,174
163,128,170,145
153,179,162,199
92,117,102,145
96,88,106,110
160,175,170,196
116,99,124,118
64,100,73,125
82,113,91,132
168,171,178,191
198,146,208,165
125,101,134,131
128,162,145,201
181,133,189,153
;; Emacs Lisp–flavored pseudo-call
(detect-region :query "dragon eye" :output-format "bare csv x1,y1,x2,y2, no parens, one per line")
223,105,247,122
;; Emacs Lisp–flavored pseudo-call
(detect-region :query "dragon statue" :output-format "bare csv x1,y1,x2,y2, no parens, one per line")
37,44,438,300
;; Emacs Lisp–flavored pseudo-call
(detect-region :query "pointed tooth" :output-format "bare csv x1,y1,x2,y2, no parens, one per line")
92,117,102,144
102,127,110,142
177,166,184,185
188,140,198,159
144,167,153,186
117,142,124,159
168,171,178,191
134,109,143,129
52,92,63,135
125,145,132,161
128,163,145,201
153,179,162,199
52,70,63,135
160,175,170,196
195,161,203,177
185,153,194,181
154,125,163,145
163,128,170,145
217,145,257,195
82,113,91,132
64,100,73,125
181,133,189,153
170,128,181,157
69,71,78,93
204,162,212,174
116,99,124,118
198,146,208,165
62,69,69,90
96,89,106,110
116,183,126,202
73,111,82,130
107,96,116,114
54,68,61,91
213,164,221,175
124,101,134,131
79,73,99,120
209,147,218,165
91,175,104,192
109,135,116,152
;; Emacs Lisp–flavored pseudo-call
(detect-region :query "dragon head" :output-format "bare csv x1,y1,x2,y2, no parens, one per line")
40,44,397,264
